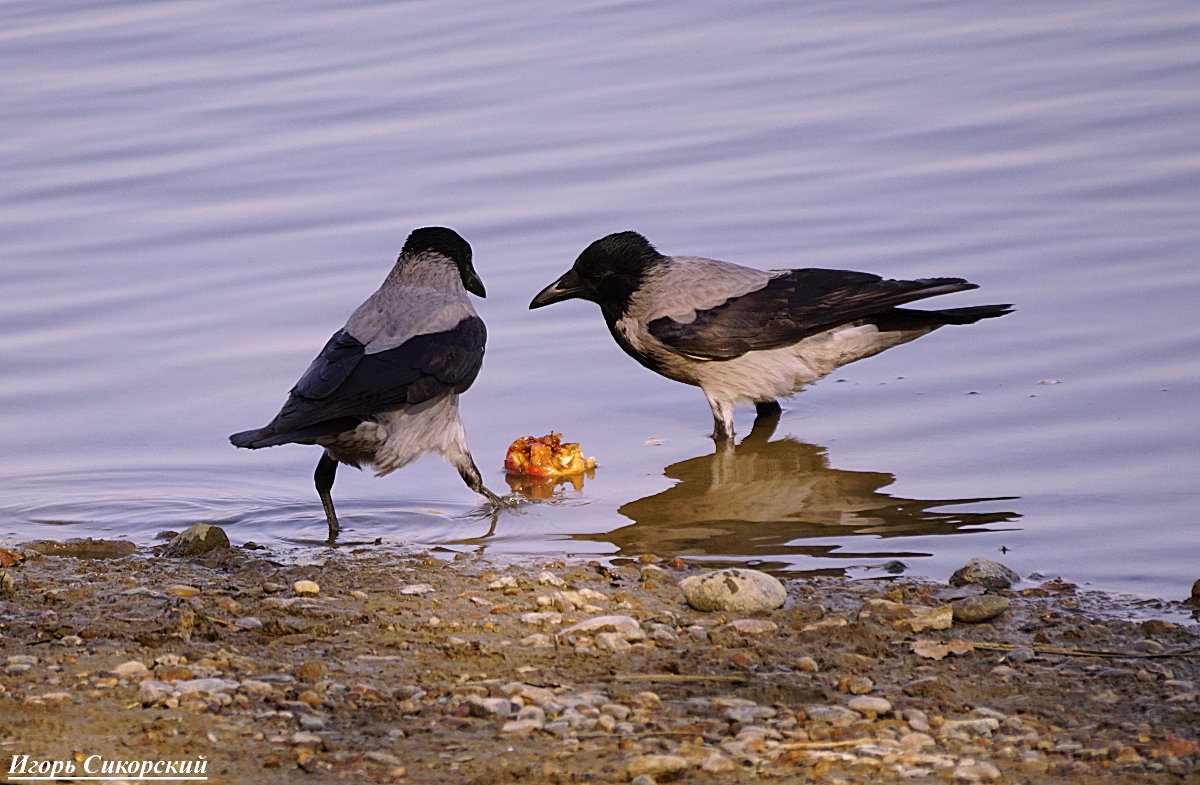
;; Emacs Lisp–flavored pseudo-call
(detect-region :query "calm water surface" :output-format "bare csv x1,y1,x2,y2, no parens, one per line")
3,1,1199,603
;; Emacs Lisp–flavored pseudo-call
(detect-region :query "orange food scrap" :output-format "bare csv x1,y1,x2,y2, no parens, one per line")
504,432,596,477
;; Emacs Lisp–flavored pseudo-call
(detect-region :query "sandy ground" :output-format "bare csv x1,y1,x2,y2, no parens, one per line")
0,536,1198,785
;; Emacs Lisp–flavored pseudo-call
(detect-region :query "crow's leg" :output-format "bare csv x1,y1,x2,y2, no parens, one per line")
754,399,782,420
314,451,340,542
456,455,504,506
705,393,736,441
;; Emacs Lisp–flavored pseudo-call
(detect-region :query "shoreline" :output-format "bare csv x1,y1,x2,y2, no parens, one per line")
1,535,1198,784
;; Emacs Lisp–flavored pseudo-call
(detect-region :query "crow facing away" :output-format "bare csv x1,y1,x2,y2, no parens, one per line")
230,227,501,541
530,231,1012,440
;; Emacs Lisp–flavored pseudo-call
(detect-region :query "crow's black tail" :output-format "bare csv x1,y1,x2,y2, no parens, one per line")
873,304,1013,331
229,416,363,449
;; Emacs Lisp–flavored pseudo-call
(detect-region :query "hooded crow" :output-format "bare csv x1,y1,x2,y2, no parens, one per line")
230,226,502,540
530,231,1012,440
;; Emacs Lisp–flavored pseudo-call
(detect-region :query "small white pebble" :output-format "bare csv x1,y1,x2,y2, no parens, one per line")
292,580,320,596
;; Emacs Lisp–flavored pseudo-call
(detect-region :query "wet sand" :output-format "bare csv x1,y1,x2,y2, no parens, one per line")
1,538,1197,784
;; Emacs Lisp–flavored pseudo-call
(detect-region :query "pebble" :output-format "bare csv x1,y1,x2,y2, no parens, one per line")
292,580,320,596
952,594,1010,623
536,571,565,587
903,708,931,732
519,611,562,626
639,564,673,584
364,751,402,766
952,761,1002,782
841,675,873,694
111,660,150,679
795,656,819,672
291,731,323,746
175,678,239,695
235,615,263,629
488,575,521,592
240,680,273,696
500,719,542,734
847,696,892,717
949,558,1020,591
806,704,861,726
163,524,229,556
679,568,786,613
722,618,778,637
399,583,435,595
699,751,735,773
626,754,689,782
137,679,172,704
900,731,936,747
294,661,327,681
594,632,633,652
940,718,1000,736
165,583,201,597
895,604,954,632
558,614,644,640
465,696,516,717
515,705,546,724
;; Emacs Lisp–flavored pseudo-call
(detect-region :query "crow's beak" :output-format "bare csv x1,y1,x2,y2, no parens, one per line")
461,265,486,298
530,269,588,309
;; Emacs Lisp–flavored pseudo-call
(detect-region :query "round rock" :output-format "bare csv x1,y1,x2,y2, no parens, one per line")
948,558,1020,591
626,754,689,782
952,594,1010,623
680,569,786,613
163,524,230,557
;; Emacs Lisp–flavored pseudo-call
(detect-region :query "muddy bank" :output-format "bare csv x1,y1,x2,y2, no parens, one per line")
1,538,1198,784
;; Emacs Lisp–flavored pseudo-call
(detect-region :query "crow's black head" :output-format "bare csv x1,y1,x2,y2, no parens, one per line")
401,226,485,297
530,231,665,318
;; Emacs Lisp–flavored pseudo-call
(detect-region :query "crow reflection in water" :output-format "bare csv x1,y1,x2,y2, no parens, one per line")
586,417,1019,563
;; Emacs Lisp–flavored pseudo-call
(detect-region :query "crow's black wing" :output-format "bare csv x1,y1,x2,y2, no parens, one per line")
647,269,977,360
231,316,485,448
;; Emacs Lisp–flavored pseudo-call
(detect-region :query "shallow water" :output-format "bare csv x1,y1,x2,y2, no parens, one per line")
3,1,1198,602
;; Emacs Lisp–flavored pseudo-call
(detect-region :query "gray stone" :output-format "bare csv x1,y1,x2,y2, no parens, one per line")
948,558,1019,591
595,632,632,652
500,719,542,734
163,524,230,557
174,678,239,695
805,704,861,726
558,614,644,640
398,583,435,595
847,696,892,717
952,594,1010,623
110,660,150,679
679,569,786,614
515,705,546,725
465,695,516,717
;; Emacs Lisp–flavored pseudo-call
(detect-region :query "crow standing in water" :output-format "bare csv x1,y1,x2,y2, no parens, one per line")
531,231,1011,440
230,227,502,541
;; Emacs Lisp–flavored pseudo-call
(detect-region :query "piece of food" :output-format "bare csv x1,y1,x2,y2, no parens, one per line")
504,432,596,477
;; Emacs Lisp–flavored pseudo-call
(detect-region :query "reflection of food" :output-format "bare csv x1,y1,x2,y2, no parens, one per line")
505,471,590,500
504,433,596,477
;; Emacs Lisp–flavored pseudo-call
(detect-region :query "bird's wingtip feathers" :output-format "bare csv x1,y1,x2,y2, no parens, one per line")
229,429,265,449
